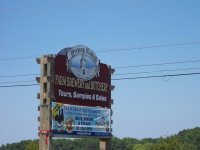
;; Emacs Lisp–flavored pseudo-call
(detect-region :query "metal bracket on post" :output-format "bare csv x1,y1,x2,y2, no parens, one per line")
108,65,115,74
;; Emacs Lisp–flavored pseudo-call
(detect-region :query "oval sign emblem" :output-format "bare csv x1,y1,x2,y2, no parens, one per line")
64,45,100,81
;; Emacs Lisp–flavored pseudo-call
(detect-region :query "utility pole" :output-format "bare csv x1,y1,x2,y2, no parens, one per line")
36,55,55,150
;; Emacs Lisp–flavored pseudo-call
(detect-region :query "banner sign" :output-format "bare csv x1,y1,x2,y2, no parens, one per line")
54,45,111,108
52,102,112,138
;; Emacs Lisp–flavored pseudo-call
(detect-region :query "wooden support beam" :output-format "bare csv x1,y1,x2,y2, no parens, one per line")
99,138,111,150
37,55,55,150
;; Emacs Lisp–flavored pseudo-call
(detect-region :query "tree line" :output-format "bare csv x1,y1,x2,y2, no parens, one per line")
0,127,200,150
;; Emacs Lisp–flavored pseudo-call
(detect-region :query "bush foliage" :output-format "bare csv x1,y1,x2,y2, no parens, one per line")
0,127,200,150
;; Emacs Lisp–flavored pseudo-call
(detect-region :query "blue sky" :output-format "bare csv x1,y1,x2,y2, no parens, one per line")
0,0,200,145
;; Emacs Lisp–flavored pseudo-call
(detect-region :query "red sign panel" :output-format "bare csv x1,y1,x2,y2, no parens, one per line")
54,46,111,108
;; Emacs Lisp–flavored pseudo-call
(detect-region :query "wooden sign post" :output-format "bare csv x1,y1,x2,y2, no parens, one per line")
36,55,54,150
99,67,115,150
99,138,112,150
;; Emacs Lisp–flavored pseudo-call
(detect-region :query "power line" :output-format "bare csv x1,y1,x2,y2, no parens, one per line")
115,59,200,69
1,40,200,62
0,66,198,82
97,40,200,53
113,67,200,76
1,61,200,78
0,73,39,78
0,72,200,87
0,56,37,62
0,80,36,85
0,0,144,20
0,84,39,88
0,0,147,15
112,72,200,81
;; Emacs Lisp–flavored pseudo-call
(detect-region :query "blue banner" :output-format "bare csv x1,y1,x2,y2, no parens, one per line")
52,102,112,138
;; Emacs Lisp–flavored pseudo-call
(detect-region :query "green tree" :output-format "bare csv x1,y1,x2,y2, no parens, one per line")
179,143,197,150
122,137,139,150
133,143,153,150
25,140,38,150
111,137,127,150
